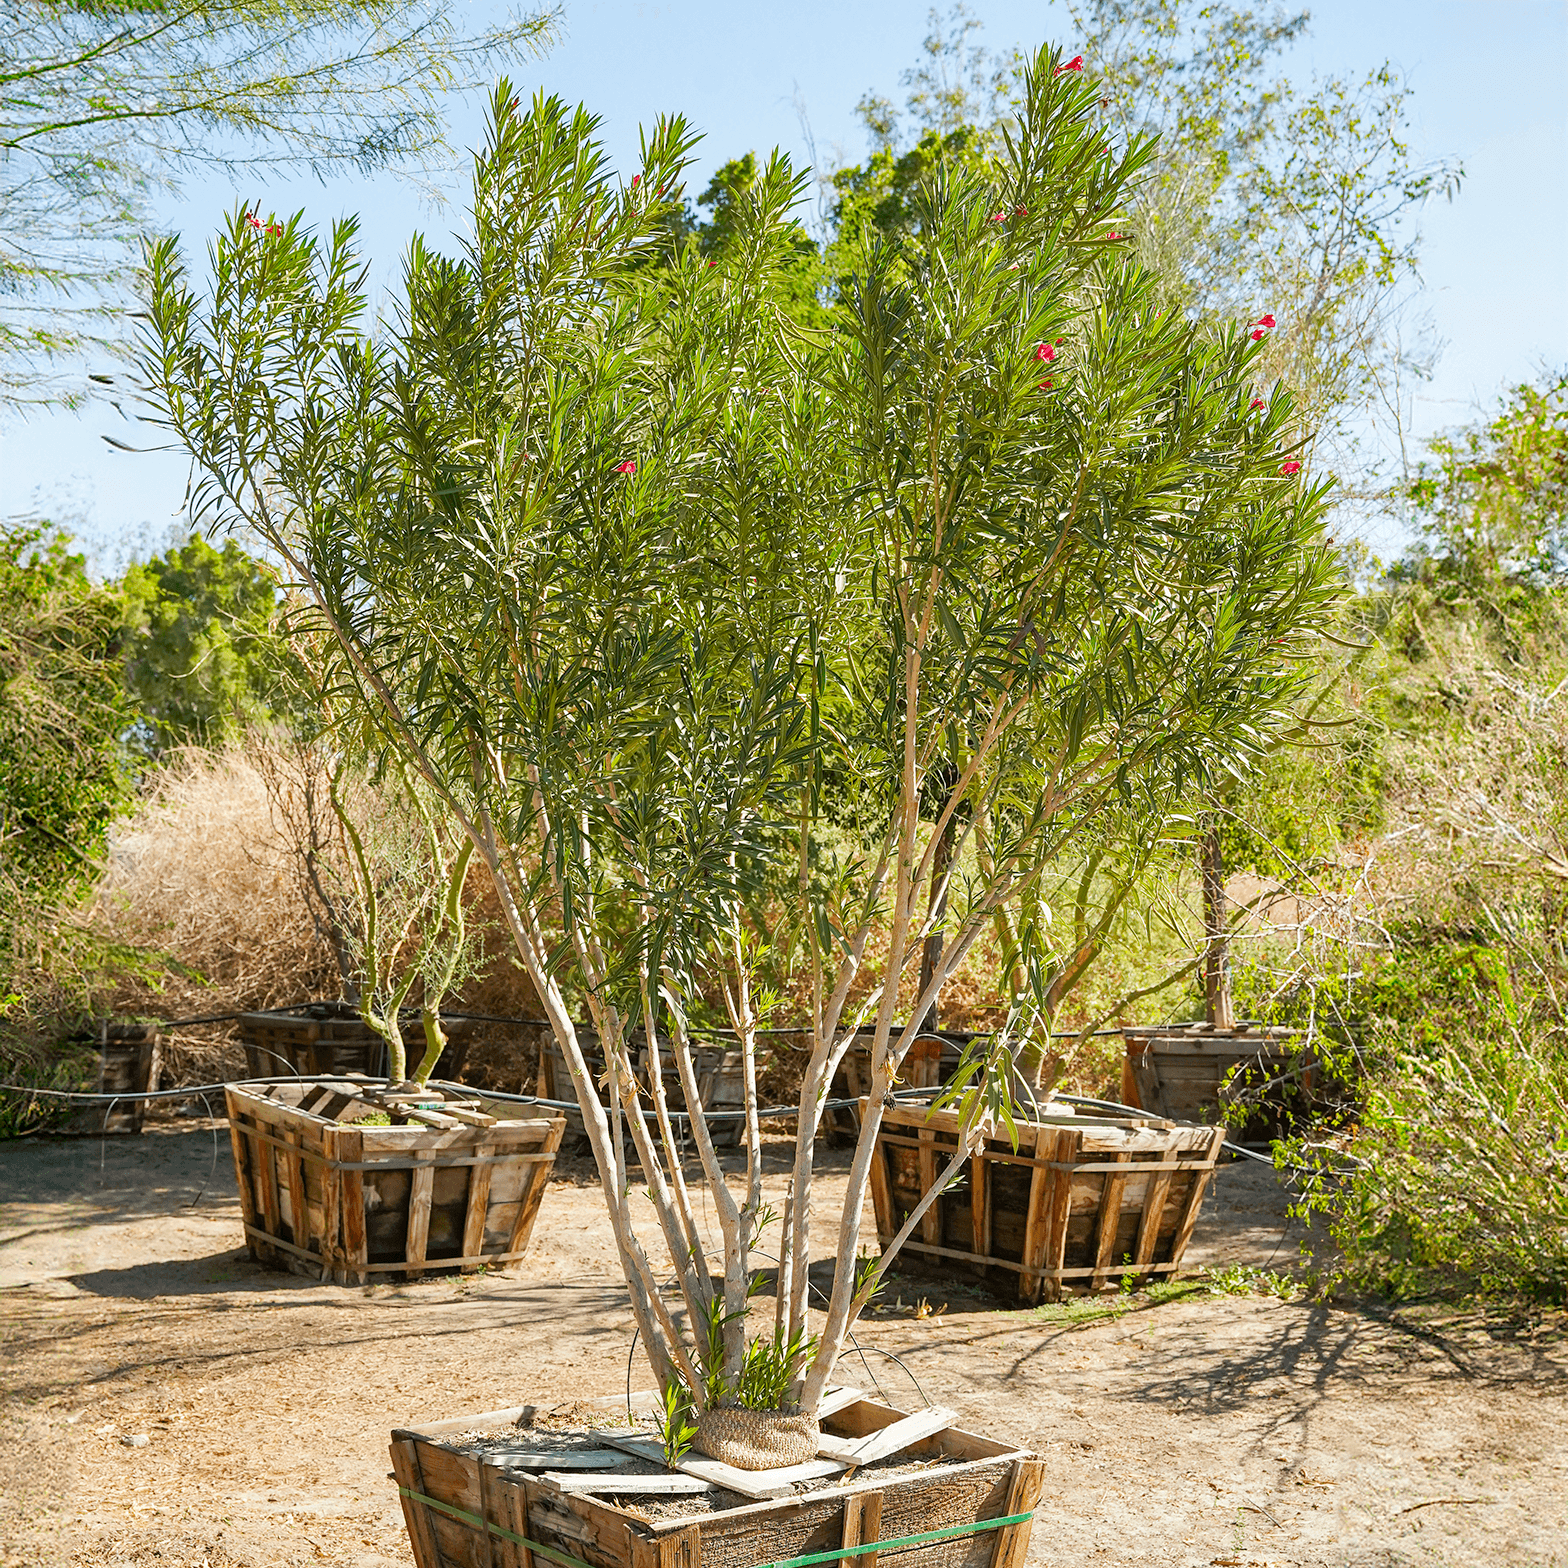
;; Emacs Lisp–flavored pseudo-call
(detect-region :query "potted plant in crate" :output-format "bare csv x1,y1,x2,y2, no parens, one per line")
226,684,563,1281
142,45,1338,1559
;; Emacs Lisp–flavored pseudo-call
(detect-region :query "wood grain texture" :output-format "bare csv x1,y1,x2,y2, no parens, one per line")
840,1488,882,1568
988,1459,1044,1568
1089,1151,1132,1290
391,1436,446,1568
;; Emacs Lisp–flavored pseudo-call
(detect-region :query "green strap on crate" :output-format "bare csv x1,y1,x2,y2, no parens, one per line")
398,1488,598,1568
755,1510,1035,1568
400,1488,1031,1568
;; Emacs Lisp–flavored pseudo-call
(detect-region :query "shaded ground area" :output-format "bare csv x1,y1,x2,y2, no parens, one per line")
2,1124,1564,1568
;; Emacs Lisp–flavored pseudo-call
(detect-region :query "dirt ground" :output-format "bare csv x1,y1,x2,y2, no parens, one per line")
1,1119,1564,1568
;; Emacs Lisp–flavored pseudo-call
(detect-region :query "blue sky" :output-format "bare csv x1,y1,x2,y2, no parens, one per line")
2,0,1564,571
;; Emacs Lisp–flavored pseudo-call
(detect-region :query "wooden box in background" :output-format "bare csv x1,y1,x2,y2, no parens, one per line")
868,1100,1225,1303
224,1078,562,1284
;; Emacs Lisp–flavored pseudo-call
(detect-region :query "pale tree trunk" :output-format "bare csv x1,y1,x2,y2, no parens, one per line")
1202,821,1235,1030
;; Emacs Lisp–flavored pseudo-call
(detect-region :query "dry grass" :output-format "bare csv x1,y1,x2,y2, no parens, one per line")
82,740,548,1091
86,744,341,1081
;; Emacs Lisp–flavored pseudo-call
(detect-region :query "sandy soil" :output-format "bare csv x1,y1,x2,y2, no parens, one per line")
1,1121,1564,1568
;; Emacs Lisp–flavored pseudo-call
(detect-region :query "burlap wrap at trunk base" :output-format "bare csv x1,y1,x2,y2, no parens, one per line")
694,1407,821,1470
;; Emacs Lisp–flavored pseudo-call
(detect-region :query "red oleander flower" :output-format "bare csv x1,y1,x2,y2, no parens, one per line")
615,460,637,475
1250,398,1265,410
990,212,1006,223
1055,54,1084,75
1106,230,1121,239
1039,379,1053,390
706,259,716,267
1254,313,1276,328
1014,206,1027,216
1251,328,1265,341
1055,338,1063,345
631,174,641,187
245,213,261,230
1034,342,1055,361
1280,461,1302,475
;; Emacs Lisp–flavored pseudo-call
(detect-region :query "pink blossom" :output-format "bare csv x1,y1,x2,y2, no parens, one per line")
1250,398,1265,410
1034,342,1055,362
1280,461,1302,476
614,460,637,475
631,174,641,188
1250,328,1266,341
1254,313,1276,328
1039,379,1054,390
245,213,261,231
1054,54,1084,75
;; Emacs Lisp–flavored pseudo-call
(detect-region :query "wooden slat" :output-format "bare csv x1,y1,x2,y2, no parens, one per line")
1131,1158,1175,1272
281,1124,309,1251
989,1458,1045,1568
917,1129,940,1246
815,1387,869,1421
461,1141,496,1272
507,1117,564,1263
1166,1128,1227,1263
254,1115,283,1250
483,1450,631,1471
476,1435,499,1568
320,1122,344,1282
654,1524,701,1568
867,1124,895,1241
547,1473,714,1495
225,1104,260,1244
840,1488,882,1568
1016,1126,1058,1305
1089,1151,1132,1291
591,1432,846,1502
817,1407,956,1466
500,1474,535,1568
969,1152,989,1283
1042,1128,1076,1304
391,1436,445,1568
405,1164,436,1280
339,1126,368,1285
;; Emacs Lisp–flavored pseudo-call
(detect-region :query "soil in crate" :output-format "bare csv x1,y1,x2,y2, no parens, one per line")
439,1413,963,1521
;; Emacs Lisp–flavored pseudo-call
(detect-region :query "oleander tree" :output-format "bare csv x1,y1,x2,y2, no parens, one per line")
140,54,1339,1452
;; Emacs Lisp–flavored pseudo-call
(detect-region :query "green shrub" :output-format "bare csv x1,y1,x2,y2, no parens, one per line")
1287,1021,1568,1303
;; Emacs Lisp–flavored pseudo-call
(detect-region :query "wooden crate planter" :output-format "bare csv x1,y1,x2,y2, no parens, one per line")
535,1028,746,1151
868,1101,1225,1303
237,1002,474,1081
637,1042,747,1150
61,1021,162,1135
391,1392,1042,1568
1121,1024,1310,1147
224,1078,564,1284
823,1029,974,1138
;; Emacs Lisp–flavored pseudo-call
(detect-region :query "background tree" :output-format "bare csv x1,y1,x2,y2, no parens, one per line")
0,0,556,406
0,525,133,908
120,532,290,753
